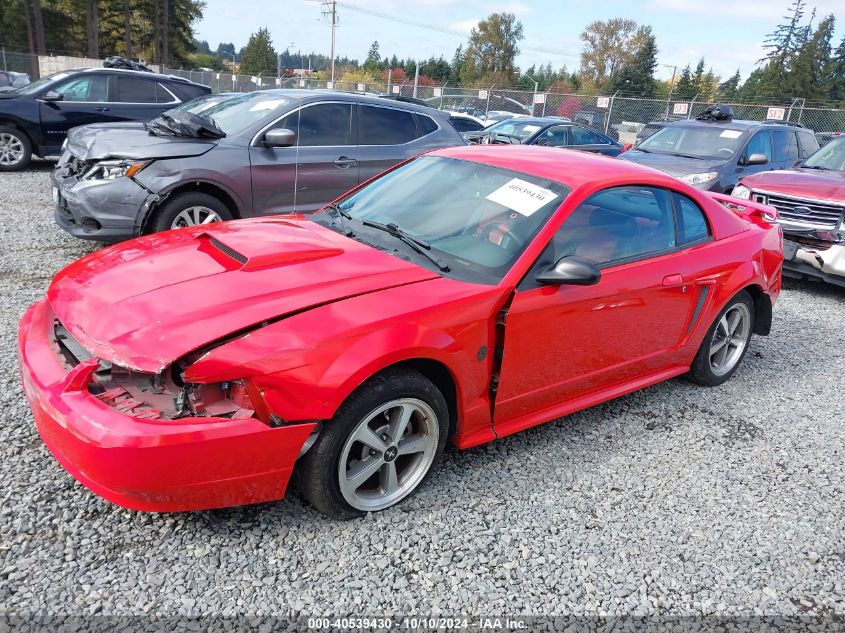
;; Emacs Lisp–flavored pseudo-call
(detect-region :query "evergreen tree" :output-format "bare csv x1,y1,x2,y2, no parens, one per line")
829,34,845,102
675,64,695,99
239,27,277,76
718,70,742,101
791,14,835,100
608,29,657,96
363,40,382,72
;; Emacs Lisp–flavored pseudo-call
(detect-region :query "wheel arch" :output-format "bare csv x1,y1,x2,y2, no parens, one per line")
0,118,36,155
742,283,773,336
139,179,243,234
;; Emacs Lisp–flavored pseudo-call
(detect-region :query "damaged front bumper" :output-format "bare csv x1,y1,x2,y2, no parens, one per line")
781,226,845,288
18,299,316,512
51,156,155,242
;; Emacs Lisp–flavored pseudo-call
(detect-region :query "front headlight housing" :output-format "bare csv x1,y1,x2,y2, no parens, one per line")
732,184,751,200
679,171,718,186
82,159,149,181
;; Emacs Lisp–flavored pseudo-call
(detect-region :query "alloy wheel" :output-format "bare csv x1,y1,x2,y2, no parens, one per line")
0,133,24,166
337,398,439,512
709,303,751,376
171,206,223,229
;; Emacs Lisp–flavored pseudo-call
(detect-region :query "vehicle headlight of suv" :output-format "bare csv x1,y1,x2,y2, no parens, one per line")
732,184,751,200
82,159,149,181
679,172,718,186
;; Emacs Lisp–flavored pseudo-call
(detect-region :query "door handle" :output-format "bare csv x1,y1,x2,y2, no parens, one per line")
95,107,110,112
334,156,357,169
662,274,684,287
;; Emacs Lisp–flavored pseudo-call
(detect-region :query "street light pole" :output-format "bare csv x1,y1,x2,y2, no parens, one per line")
224,51,236,90
662,64,678,118
321,1,339,84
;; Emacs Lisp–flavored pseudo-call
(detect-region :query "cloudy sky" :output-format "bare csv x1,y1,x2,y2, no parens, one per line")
195,0,845,81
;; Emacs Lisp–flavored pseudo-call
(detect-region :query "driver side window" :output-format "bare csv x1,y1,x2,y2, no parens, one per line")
744,131,772,163
52,75,109,102
552,186,677,266
536,126,569,147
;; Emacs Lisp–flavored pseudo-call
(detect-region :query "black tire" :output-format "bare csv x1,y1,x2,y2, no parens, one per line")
147,191,233,234
0,125,32,172
688,290,755,386
296,369,449,519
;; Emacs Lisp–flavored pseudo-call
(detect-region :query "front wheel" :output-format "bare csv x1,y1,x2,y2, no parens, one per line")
0,125,32,172
296,370,449,519
688,291,755,386
147,191,233,234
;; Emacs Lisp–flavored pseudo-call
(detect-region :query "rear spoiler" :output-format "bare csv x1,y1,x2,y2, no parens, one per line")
708,192,779,224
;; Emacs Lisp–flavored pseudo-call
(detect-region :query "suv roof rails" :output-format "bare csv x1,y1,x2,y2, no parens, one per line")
378,94,429,107
761,119,805,128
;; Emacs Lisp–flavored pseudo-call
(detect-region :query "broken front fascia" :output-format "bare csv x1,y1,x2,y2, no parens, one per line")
782,223,845,282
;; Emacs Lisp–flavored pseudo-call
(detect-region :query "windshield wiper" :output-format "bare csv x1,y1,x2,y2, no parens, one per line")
802,165,829,170
323,203,354,236
361,220,450,272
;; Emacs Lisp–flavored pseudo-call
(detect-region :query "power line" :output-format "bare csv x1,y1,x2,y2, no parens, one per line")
302,0,579,60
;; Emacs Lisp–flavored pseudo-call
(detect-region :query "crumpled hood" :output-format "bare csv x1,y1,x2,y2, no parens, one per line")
48,217,439,373
66,122,216,161
742,168,845,202
621,150,726,177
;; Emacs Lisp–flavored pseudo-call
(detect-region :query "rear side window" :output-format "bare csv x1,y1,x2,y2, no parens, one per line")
570,126,602,145
552,186,676,266
745,131,772,161
359,105,418,145
116,77,157,103
449,117,481,133
155,83,178,103
673,193,711,244
278,103,353,147
772,129,799,162
797,131,820,158
417,114,438,136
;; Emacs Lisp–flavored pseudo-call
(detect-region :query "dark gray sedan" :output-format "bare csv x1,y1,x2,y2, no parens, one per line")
52,89,464,241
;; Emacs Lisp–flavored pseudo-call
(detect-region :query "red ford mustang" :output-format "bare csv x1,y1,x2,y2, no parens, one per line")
18,146,783,518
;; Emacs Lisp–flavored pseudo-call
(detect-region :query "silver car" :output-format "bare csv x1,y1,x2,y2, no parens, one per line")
52,89,465,241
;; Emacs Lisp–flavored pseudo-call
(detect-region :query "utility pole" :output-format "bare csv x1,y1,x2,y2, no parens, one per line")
662,64,678,118
321,1,339,84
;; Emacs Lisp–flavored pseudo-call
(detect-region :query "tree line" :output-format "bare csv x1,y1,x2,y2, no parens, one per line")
0,0,203,67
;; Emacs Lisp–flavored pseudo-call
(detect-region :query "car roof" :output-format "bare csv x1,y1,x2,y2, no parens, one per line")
430,145,670,188
69,66,207,87
666,118,804,131
242,88,452,117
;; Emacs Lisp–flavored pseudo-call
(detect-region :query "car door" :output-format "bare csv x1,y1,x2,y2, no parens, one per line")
493,185,699,427
567,125,618,155
249,101,358,214
356,103,428,183
38,73,112,149
531,125,570,148
111,75,175,123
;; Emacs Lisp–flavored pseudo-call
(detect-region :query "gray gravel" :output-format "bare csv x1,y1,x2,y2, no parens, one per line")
0,164,843,620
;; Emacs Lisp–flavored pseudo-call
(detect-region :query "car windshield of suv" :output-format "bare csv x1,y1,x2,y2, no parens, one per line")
175,91,293,135
485,119,543,142
310,155,569,284
638,125,746,159
11,71,72,95
803,137,845,171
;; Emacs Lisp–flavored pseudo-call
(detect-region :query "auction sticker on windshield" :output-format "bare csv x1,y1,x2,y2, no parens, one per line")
720,130,742,139
486,178,558,216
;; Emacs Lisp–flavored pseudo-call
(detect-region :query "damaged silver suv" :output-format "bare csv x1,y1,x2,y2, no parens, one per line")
52,89,463,241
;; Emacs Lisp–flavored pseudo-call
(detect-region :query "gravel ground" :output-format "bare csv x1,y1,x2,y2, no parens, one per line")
0,164,843,622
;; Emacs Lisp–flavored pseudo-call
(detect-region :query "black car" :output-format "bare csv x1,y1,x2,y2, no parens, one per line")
463,117,625,156
622,110,819,192
0,67,210,171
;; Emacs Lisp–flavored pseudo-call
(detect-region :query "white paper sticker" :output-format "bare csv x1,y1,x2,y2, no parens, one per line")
720,130,742,139
485,178,558,217
521,125,541,134
249,99,288,112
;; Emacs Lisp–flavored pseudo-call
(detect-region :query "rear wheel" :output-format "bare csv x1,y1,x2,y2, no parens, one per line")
0,125,31,172
148,191,233,233
688,291,754,386
296,370,449,519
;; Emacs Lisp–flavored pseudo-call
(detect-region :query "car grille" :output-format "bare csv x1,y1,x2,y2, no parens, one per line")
62,154,93,178
752,190,844,230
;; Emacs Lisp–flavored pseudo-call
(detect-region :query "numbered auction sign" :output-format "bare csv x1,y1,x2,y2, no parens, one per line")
767,107,785,120
596,97,610,108
479,90,488,99
673,102,689,115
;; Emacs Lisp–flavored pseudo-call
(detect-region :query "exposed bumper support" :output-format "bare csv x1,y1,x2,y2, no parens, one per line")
782,237,845,288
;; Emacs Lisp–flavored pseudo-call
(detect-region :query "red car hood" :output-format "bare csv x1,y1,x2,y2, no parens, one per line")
48,217,439,373
743,168,845,202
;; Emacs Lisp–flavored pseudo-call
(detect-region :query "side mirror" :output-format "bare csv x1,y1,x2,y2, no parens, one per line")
264,128,295,148
40,90,64,102
536,256,601,286
745,152,768,166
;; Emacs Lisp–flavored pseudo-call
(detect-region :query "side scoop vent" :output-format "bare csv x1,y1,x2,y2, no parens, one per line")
203,234,247,265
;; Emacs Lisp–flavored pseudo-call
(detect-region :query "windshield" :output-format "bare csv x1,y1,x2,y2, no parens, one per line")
638,124,746,160
311,155,569,284
803,137,845,171
485,119,544,141
12,71,72,95
166,91,293,135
